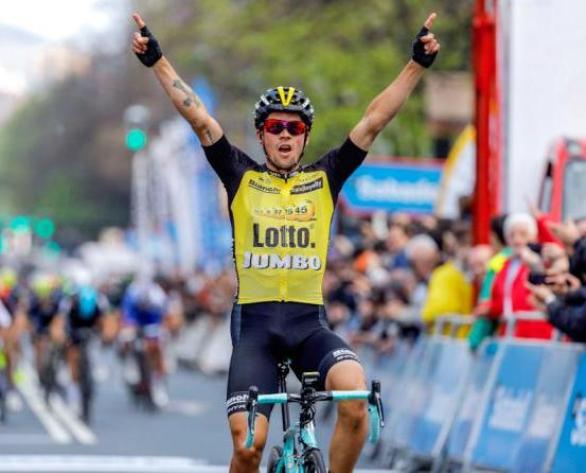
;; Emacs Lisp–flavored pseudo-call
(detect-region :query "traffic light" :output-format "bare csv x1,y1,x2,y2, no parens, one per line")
10,215,31,233
125,128,148,152
124,105,150,153
34,218,55,240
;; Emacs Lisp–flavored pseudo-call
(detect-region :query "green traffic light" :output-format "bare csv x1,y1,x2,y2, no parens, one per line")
10,215,31,233
34,218,55,239
125,128,148,152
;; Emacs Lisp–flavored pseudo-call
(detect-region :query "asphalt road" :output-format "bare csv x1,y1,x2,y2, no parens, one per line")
0,344,388,472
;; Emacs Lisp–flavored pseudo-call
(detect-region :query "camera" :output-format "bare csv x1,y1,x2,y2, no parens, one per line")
528,271,547,285
527,242,544,254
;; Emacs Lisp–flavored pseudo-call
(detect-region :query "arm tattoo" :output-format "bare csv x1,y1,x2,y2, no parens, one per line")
204,130,214,145
172,79,203,108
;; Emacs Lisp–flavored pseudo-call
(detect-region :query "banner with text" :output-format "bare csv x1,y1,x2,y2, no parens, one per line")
341,160,443,214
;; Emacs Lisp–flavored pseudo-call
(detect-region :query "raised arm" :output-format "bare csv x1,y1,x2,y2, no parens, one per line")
349,13,440,151
131,13,223,146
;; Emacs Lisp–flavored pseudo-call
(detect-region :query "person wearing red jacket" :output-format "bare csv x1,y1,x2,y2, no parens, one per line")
489,213,554,339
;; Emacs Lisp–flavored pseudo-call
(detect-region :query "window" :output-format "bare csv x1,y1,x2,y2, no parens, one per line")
563,160,586,220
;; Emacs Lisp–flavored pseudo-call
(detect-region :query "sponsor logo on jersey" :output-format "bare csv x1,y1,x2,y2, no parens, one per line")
254,200,316,222
291,178,323,195
252,223,316,249
226,392,249,414
242,252,322,271
248,179,280,194
332,348,359,362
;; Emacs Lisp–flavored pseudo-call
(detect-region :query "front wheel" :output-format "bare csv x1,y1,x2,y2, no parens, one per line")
303,448,327,473
78,345,94,424
267,445,283,473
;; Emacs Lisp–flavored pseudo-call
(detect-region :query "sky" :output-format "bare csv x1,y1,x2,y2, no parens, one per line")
1,0,120,41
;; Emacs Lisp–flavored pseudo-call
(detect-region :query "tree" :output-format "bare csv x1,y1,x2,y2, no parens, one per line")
0,0,472,242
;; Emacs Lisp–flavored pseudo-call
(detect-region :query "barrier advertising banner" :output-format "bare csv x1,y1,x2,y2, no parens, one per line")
513,346,581,473
470,344,545,470
551,352,586,473
341,160,443,214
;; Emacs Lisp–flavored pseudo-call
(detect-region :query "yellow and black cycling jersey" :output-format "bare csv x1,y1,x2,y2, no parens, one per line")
203,135,367,305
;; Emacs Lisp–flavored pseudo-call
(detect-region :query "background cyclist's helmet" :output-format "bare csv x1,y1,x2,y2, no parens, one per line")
254,86,315,130
76,285,98,319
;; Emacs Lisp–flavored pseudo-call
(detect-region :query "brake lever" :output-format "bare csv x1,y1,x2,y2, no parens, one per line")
244,386,258,449
369,380,385,428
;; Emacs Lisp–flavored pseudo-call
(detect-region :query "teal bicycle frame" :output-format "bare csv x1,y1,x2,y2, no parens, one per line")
244,367,384,473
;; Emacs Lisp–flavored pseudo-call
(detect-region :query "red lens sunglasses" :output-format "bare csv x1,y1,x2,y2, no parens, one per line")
263,119,307,136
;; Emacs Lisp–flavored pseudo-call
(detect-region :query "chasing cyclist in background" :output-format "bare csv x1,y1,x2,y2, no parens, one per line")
58,276,110,415
27,273,64,382
0,267,26,412
132,11,439,473
120,275,169,407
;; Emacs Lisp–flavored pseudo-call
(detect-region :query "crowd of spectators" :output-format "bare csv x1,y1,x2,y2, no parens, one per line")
323,211,486,353
322,207,586,354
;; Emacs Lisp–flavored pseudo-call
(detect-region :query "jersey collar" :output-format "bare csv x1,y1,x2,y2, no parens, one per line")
263,165,304,181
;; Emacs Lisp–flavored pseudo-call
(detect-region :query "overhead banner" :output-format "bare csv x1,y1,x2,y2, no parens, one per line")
341,160,443,214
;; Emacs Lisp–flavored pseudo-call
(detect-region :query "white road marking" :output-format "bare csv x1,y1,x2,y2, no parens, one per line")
49,395,97,445
0,456,207,472
17,368,72,444
0,456,387,472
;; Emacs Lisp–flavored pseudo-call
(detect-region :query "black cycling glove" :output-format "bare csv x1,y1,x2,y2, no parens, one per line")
411,26,437,68
135,25,163,67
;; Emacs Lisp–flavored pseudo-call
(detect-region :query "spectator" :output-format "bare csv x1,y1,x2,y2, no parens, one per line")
382,221,411,270
421,224,473,334
476,214,511,313
469,214,509,350
488,213,553,339
523,217,586,342
405,233,440,316
349,293,384,349
467,245,494,295
528,276,586,342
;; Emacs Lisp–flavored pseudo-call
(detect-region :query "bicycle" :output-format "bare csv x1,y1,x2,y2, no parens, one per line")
244,361,385,473
39,338,65,406
121,327,157,411
73,328,95,424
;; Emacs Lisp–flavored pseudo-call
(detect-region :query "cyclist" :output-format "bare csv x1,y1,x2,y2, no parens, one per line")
132,11,439,473
120,275,169,407
58,279,109,415
0,267,26,411
27,273,64,380
0,297,12,398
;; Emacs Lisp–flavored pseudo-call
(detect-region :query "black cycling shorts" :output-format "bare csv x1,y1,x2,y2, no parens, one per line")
226,301,360,419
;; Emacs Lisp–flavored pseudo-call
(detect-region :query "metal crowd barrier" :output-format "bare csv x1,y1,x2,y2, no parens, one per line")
359,312,585,472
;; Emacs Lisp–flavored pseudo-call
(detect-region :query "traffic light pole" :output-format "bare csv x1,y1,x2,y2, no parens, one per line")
131,149,150,269
125,105,151,275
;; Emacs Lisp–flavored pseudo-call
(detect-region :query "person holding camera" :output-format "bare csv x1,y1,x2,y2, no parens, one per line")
487,213,554,339
527,219,586,342
528,275,586,342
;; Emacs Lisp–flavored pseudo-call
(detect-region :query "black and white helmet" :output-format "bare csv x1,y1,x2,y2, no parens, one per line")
254,86,315,129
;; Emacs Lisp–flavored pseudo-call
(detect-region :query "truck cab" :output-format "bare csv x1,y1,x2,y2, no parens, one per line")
539,138,586,222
